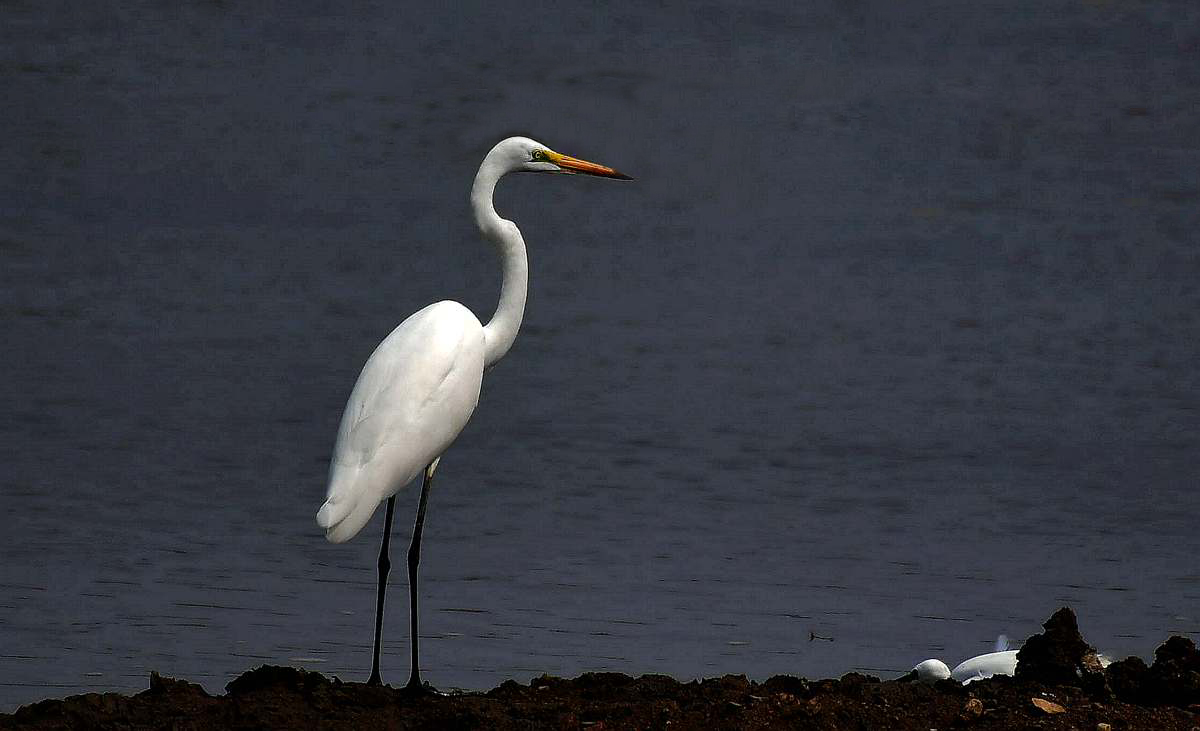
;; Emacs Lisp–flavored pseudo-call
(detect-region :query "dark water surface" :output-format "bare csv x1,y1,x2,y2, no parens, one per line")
3,0,1198,710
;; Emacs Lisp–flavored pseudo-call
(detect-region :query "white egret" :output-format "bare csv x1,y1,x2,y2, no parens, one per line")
315,136,630,690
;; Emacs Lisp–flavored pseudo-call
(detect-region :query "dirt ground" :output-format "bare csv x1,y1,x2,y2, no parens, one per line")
3,609,1198,730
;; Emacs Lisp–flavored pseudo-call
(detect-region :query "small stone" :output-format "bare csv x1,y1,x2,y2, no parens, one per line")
1097,723,1112,731
1082,652,1107,674
962,697,983,717
1031,697,1066,714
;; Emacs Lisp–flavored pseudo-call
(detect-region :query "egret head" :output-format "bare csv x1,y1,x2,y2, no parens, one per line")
492,136,632,180
903,658,952,683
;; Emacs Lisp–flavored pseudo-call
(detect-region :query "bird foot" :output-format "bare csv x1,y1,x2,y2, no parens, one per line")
401,678,442,697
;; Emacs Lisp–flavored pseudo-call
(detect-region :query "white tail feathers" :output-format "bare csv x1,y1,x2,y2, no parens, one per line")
315,495,352,530
317,465,381,544
317,462,376,543
316,492,381,544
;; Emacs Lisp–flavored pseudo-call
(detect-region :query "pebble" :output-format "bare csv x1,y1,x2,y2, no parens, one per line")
1031,697,1066,714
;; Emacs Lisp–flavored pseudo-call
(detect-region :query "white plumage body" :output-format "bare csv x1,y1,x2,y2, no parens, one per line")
316,300,485,543
951,649,1018,683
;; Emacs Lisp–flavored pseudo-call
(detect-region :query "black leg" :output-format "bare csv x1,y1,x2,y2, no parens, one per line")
405,461,437,692
367,495,396,686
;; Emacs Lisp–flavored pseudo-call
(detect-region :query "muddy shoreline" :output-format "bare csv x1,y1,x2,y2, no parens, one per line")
3,609,1197,730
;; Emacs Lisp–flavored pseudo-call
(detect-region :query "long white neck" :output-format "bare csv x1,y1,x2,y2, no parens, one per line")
471,154,528,368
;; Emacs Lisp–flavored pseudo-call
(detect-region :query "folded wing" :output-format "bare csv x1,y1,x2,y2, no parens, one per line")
317,301,486,543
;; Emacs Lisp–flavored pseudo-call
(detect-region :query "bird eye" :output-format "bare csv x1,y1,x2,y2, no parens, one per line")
531,150,544,161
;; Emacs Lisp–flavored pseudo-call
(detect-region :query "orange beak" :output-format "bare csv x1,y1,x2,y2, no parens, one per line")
545,150,633,180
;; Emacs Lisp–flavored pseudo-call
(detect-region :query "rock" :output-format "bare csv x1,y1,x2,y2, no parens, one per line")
530,674,562,689
1107,636,1200,708
144,671,209,698
1031,697,1066,714
1148,636,1200,707
225,664,328,696
962,697,983,718
1015,607,1097,686
492,679,524,695
1107,656,1150,705
1097,723,1112,731
762,674,810,697
1082,652,1108,674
